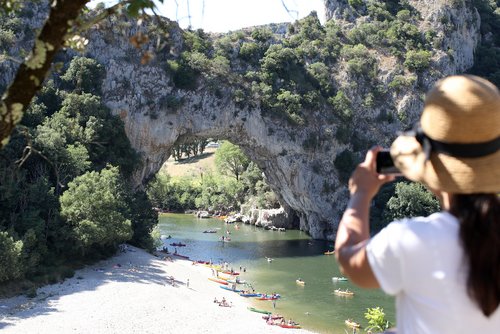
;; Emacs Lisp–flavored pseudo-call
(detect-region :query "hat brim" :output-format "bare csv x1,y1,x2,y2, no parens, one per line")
390,135,500,193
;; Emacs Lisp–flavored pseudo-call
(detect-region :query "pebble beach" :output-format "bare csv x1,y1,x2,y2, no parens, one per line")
0,245,316,334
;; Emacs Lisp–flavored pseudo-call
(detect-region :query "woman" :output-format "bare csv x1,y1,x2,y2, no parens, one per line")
335,75,499,333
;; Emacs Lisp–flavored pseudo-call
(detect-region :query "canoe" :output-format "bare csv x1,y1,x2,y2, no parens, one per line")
279,324,302,329
248,306,271,315
296,279,305,286
239,292,262,297
256,294,281,300
324,250,335,255
334,289,354,296
208,277,228,285
332,276,348,281
345,319,361,328
220,285,242,293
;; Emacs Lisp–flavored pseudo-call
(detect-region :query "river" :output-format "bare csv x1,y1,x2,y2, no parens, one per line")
159,213,395,334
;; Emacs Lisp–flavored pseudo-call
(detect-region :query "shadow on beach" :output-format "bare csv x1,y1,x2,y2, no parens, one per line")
0,245,185,330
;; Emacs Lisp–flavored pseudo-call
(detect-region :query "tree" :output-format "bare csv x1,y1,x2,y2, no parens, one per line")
59,165,133,255
384,181,441,223
0,0,164,149
214,141,250,181
61,56,106,95
0,232,24,282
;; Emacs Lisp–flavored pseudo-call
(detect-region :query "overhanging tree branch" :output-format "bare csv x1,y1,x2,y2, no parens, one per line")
0,0,89,149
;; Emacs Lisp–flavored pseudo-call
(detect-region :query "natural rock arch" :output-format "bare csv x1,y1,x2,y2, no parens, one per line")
81,0,479,239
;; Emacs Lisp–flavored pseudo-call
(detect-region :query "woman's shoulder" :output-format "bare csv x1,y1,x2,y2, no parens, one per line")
389,211,459,239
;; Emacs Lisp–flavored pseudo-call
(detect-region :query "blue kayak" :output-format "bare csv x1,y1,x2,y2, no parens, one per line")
239,292,262,297
219,285,242,293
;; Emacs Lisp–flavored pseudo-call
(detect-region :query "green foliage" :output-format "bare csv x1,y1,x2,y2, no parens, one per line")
365,307,392,332
147,174,200,212
334,149,357,183
183,29,212,54
60,166,133,255
384,182,441,223
0,232,24,282
239,41,260,62
215,141,250,181
404,50,432,72
340,44,375,76
126,190,158,252
251,27,272,42
328,90,353,121
168,55,199,90
349,0,364,9
388,74,416,91
61,57,105,95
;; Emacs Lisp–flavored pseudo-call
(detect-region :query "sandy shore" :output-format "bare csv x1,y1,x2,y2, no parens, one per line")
0,245,316,334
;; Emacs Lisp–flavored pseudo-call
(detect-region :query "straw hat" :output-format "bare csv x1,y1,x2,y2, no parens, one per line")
390,75,500,193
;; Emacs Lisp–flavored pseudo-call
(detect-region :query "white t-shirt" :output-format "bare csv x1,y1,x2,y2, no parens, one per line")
366,211,500,334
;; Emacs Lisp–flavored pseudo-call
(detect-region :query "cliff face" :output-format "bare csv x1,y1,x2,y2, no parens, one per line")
83,1,479,239
1,1,481,239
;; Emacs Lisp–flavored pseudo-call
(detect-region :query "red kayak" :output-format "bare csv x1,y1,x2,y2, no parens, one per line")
221,270,240,276
208,277,229,285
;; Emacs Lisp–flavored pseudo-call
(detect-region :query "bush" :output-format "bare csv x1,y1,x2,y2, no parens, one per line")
404,50,432,72
239,42,260,61
0,232,24,283
328,90,353,121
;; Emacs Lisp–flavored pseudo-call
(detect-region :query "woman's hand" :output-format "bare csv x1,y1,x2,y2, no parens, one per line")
348,147,395,200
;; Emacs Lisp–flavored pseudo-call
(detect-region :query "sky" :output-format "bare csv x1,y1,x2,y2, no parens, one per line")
157,0,326,32
89,0,326,33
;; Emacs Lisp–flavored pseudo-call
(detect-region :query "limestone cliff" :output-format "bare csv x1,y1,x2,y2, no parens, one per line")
86,1,479,239
1,1,482,239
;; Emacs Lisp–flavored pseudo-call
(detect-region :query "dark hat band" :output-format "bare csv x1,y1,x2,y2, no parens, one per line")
404,124,500,159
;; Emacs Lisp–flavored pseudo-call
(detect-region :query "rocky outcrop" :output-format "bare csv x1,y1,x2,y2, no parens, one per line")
1,1,482,239
81,1,479,239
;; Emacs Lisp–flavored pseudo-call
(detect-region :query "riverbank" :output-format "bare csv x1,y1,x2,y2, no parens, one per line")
0,245,316,334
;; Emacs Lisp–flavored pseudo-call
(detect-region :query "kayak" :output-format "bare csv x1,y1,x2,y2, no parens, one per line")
208,277,228,285
345,319,361,328
324,250,335,255
256,294,281,300
220,285,242,293
226,278,247,284
262,314,284,320
332,276,348,281
279,324,302,329
221,270,240,276
170,242,186,247
334,289,354,296
247,306,271,315
239,293,262,297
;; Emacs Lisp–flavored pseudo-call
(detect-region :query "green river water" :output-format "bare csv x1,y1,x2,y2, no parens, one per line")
159,213,395,334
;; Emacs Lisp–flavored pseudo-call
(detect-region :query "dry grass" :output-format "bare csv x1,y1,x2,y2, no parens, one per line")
160,147,217,178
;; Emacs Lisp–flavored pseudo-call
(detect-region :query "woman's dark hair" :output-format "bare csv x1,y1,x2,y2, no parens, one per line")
450,194,500,316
